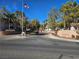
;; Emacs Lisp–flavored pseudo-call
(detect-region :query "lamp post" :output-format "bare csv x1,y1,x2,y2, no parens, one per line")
21,0,29,36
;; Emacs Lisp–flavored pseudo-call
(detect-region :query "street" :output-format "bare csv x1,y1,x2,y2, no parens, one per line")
0,35,79,59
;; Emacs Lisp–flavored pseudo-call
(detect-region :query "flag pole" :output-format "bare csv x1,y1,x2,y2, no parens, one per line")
21,0,25,36
21,1,29,36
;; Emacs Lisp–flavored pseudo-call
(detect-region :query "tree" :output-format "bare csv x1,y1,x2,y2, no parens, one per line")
0,7,17,30
15,11,29,31
15,11,28,26
31,19,40,31
61,1,79,28
15,11,25,26
0,9,6,31
46,8,59,30
57,21,64,28
3,12,17,29
0,7,29,31
0,7,9,23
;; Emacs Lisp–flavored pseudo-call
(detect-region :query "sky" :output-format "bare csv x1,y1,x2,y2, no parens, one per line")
0,0,79,23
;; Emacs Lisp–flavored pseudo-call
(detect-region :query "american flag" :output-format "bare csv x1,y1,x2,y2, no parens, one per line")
24,3,29,9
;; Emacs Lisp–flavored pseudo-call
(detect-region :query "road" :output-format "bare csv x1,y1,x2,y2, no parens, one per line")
0,35,79,59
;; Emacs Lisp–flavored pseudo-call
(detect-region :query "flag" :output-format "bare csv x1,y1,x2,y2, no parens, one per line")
24,3,29,9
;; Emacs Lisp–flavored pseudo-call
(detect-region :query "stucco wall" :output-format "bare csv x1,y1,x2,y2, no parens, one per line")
57,30,79,39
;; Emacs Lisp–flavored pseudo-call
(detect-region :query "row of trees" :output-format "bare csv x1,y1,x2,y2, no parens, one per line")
0,7,40,32
61,0,79,28
44,0,79,30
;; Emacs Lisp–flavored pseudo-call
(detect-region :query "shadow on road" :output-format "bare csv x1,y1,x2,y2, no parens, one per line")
30,33,48,35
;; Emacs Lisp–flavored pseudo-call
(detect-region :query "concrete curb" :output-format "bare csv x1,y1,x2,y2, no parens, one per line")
0,35,29,40
47,34,79,42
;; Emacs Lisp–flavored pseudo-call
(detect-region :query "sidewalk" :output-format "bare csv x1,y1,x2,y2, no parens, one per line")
47,34,79,42
0,34,29,40
0,34,45,40
0,34,79,42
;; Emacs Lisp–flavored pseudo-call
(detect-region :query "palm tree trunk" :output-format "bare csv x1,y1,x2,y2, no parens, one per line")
9,18,10,30
64,19,66,29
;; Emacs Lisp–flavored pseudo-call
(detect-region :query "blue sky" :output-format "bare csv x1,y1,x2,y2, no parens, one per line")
0,0,79,23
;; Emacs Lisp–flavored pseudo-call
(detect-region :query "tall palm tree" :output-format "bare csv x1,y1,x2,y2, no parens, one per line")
15,11,25,26
0,7,10,30
0,12,5,31
3,12,17,30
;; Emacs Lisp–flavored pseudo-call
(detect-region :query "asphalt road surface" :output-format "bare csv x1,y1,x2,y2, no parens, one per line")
0,35,79,59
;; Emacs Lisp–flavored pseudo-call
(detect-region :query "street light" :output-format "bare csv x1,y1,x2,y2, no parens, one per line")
21,1,29,36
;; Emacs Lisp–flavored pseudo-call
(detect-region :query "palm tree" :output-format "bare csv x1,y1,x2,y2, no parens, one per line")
3,12,17,30
0,12,5,31
0,7,10,30
15,11,29,31
15,11,25,26
0,7,18,30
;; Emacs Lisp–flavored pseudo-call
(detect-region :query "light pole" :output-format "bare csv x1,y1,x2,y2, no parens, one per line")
21,0,29,36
